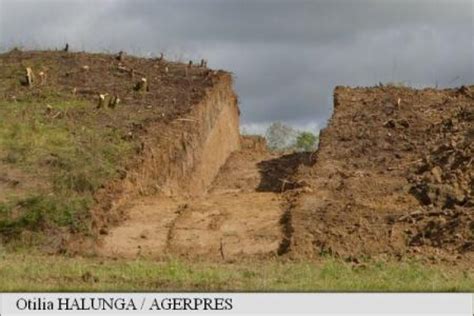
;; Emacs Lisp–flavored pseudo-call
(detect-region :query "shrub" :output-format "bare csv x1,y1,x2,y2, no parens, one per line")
296,131,318,152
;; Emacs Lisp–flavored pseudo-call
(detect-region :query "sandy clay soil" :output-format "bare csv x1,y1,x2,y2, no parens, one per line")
98,137,312,260
289,85,473,264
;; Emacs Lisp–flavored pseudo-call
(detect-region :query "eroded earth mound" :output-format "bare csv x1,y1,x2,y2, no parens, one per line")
288,85,473,264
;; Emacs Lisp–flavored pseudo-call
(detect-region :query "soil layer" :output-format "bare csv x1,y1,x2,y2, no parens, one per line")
288,85,473,264
98,136,311,260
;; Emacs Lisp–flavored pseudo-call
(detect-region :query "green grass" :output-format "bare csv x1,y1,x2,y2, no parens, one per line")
0,195,91,237
0,252,472,291
0,97,135,241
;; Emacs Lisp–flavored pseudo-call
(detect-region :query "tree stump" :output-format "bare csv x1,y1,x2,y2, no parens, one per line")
20,67,34,87
134,78,149,92
108,95,120,109
97,93,109,109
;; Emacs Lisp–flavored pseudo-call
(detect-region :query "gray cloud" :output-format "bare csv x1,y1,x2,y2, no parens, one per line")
1,0,473,133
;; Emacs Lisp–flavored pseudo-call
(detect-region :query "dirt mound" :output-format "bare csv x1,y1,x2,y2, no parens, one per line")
408,103,473,253
288,85,473,263
0,50,239,251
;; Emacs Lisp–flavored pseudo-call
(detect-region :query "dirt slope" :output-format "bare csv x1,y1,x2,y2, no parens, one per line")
288,85,473,264
0,50,239,250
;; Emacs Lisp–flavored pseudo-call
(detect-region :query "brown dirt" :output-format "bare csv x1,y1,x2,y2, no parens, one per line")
88,67,241,253
1,50,472,264
98,136,310,260
0,49,216,119
288,85,473,264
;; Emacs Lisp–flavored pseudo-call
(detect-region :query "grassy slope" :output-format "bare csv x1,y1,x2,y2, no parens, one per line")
0,50,210,246
0,251,472,291
0,96,135,243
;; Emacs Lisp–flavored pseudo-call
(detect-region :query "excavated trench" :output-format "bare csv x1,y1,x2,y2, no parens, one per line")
98,73,473,263
9,51,470,263
97,77,310,260
98,136,309,260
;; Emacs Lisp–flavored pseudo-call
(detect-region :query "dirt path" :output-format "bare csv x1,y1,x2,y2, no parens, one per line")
98,137,308,260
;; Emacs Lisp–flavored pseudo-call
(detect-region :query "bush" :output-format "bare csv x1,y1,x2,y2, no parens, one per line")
296,131,318,152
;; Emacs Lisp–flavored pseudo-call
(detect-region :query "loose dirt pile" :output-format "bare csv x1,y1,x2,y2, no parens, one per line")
288,85,473,264
408,103,473,253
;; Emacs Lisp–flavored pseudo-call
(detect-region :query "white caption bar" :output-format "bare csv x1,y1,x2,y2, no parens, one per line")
0,293,471,315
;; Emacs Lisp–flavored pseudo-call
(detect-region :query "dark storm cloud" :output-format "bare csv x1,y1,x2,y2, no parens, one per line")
1,0,473,133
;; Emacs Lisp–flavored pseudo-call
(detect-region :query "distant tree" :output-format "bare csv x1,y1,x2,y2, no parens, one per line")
295,131,318,152
265,122,297,151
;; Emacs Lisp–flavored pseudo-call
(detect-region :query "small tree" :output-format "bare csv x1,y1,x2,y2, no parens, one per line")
265,122,297,151
295,131,318,152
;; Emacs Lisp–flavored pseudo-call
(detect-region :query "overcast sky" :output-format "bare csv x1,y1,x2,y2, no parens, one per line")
1,0,473,133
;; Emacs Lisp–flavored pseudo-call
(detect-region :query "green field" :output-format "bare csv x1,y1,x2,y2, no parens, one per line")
0,251,472,292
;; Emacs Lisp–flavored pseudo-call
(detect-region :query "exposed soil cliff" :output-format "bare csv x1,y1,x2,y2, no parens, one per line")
287,85,473,264
98,136,297,260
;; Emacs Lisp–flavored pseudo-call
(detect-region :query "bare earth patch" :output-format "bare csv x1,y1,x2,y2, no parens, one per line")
99,137,289,260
